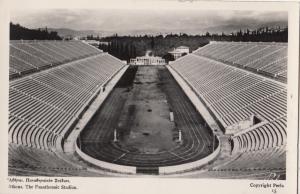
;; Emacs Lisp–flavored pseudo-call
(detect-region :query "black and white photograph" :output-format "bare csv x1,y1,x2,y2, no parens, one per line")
1,0,299,194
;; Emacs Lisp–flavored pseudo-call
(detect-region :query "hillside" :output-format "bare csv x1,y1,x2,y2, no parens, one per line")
10,23,61,40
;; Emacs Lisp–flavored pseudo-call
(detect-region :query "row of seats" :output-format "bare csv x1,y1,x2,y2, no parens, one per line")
194,42,287,81
189,145,285,179
9,115,58,149
9,53,125,150
8,143,105,176
232,117,286,152
220,91,286,127
218,145,285,172
171,54,287,128
9,40,102,78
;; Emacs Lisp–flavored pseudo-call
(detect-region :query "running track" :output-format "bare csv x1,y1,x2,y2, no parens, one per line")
80,66,215,167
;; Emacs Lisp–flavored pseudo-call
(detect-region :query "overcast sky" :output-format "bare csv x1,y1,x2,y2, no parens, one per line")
10,9,288,35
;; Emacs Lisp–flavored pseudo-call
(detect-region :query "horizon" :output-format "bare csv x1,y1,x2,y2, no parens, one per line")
10,9,288,37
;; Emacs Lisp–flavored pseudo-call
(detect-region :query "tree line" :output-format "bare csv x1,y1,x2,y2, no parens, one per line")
100,33,209,58
98,26,287,62
10,22,62,40
207,26,288,42
98,41,137,62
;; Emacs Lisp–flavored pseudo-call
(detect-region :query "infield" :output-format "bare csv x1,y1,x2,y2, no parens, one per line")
79,65,214,168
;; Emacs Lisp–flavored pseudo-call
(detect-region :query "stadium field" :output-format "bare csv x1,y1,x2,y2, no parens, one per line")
79,66,215,169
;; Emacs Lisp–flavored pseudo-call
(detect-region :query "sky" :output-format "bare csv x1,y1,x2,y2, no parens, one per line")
10,9,288,36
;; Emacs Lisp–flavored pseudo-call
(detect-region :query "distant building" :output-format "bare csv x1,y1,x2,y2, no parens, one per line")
98,41,110,46
176,46,190,53
63,35,74,40
168,46,190,60
130,51,166,65
82,40,100,47
168,50,184,60
130,56,166,65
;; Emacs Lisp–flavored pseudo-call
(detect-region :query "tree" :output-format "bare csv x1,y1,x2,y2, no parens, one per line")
151,36,155,49
10,22,62,40
162,53,175,62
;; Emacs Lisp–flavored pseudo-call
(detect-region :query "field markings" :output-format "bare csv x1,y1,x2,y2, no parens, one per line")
161,69,212,162
168,70,210,153
168,151,187,160
113,153,127,162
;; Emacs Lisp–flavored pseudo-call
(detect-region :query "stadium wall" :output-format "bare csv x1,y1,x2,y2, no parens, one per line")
159,139,220,174
57,58,127,152
168,60,230,133
166,65,222,133
162,65,222,173
75,143,136,174
71,64,138,174
66,65,131,171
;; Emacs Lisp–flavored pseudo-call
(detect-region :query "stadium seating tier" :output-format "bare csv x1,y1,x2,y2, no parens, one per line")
9,41,125,151
170,42,287,174
9,40,102,79
194,41,287,81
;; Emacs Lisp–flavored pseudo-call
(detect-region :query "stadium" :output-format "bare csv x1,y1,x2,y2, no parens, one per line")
6,6,291,180
8,38,287,179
